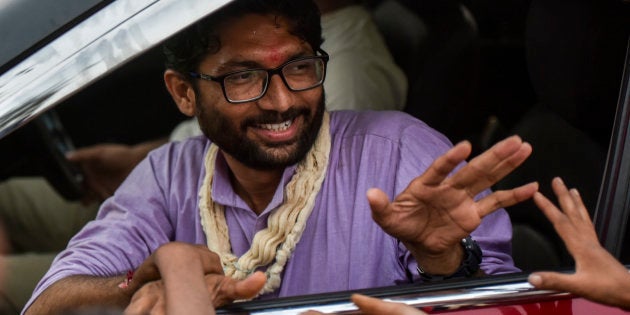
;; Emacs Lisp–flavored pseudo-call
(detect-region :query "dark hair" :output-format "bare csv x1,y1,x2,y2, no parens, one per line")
163,0,322,74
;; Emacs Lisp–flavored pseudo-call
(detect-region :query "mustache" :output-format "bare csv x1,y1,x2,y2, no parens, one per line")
241,107,311,127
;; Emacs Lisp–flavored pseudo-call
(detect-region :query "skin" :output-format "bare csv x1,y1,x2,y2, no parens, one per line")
66,139,167,203
165,14,324,215
368,136,538,274
24,13,323,315
124,242,266,315
528,177,630,310
302,294,427,315
27,11,537,315
302,177,630,314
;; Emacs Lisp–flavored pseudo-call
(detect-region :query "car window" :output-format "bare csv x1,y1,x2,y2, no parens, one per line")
0,0,629,313
41,0,627,272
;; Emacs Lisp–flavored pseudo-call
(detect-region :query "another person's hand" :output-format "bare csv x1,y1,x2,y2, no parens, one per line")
528,177,630,310
67,139,166,202
350,294,427,315
124,242,266,315
301,294,426,315
368,135,538,275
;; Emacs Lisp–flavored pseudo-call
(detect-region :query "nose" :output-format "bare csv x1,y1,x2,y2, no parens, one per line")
255,73,293,112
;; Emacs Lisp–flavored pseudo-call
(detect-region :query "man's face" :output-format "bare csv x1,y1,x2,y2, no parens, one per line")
193,14,325,170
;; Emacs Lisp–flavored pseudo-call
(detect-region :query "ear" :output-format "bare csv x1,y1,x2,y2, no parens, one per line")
164,69,197,117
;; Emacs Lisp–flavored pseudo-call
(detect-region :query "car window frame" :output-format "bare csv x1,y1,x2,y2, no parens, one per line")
0,0,234,140
595,38,630,258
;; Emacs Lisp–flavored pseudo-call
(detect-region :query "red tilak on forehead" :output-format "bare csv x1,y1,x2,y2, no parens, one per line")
265,50,283,64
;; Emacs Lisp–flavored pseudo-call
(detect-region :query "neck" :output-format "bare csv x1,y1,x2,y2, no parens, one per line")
222,152,284,215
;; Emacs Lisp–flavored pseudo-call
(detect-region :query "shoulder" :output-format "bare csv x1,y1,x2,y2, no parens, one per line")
329,110,451,146
143,135,210,177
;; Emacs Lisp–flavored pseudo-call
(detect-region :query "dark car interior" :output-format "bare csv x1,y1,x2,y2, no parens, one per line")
368,0,630,271
0,0,629,311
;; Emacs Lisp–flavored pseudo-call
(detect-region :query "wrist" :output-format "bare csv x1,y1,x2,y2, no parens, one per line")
414,236,483,282
407,241,463,276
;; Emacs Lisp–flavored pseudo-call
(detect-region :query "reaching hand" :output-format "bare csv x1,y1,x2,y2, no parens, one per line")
528,177,630,310
300,294,427,315
124,242,266,315
350,294,427,315
67,140,166,202
368,135,538,274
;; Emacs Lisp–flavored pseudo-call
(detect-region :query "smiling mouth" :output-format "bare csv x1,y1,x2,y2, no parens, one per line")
256,119,293,131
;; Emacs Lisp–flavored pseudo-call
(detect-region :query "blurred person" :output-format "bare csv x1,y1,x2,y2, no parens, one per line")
23,0,533,313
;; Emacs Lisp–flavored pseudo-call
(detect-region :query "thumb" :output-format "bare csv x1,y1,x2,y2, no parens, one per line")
233,271,267,299
366,188,390,218
528,272,578,292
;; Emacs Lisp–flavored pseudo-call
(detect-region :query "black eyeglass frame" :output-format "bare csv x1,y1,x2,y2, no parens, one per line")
189,49,329,104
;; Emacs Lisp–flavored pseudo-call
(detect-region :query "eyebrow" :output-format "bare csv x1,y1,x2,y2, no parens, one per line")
213,51,313,75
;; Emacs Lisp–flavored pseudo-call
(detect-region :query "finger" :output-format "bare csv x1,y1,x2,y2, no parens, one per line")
151,298,166,315
351,294,427,315
450,136,531,194
551,177,579,218
568,188,593,223
195,245,224,274
532,191,565,224
366,188,391,221
420,141,472,186
528,272,583,294
212,271,267,306
476,182,538,217
534,191,590,253
129,260,160,289
233,271,267,299
125,291,159,315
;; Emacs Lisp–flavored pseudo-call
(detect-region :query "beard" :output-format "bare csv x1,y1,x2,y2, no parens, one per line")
196,96,325,170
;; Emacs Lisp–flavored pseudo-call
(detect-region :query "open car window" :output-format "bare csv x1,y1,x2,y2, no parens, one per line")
0,0,629,314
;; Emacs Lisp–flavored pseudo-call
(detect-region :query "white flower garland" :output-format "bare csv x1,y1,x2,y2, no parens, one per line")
199,112,330,295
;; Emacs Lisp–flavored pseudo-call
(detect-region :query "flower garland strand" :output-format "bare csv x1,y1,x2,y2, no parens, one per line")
199,112,331,295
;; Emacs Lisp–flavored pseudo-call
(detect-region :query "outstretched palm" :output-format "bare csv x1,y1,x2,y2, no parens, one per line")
368,135,538,256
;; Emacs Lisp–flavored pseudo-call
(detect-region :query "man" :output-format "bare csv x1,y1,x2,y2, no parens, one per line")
23,0,535,314
0,1,407,312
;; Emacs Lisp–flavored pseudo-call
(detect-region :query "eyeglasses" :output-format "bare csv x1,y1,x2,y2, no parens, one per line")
189,49,329,104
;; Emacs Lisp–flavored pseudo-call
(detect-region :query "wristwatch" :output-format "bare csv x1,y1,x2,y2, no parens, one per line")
416,236,483,282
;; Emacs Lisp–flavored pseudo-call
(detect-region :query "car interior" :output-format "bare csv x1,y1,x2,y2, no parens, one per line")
0,0,629,313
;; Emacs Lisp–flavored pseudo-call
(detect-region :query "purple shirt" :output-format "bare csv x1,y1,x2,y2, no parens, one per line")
26,110,518,310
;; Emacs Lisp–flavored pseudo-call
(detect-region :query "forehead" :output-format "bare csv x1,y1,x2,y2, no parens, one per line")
204,13,312,70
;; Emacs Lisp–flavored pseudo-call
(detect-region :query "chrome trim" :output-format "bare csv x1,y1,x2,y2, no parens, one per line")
248,281,567,315
0,0,233,139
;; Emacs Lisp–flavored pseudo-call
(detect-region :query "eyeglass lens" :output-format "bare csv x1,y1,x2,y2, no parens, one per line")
223,58,325,102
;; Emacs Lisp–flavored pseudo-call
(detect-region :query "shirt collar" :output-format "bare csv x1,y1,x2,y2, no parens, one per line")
211,150,298,216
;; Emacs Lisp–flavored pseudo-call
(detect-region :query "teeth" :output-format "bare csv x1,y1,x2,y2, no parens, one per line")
259,120,292,131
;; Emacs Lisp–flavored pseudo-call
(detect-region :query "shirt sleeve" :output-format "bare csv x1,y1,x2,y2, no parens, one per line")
23,147,178,313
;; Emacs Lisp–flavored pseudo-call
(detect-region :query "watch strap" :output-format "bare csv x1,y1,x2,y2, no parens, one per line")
416,236,483,282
